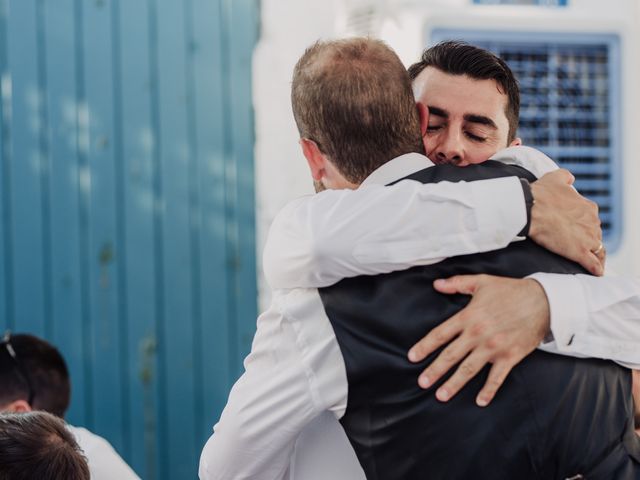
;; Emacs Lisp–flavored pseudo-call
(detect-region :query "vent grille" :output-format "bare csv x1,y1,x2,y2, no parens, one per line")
488,43,614,233
345,5,381,36
431,30,621,246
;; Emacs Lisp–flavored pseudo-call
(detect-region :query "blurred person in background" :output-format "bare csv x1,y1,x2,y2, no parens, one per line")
0,410,90,480
0,332,140,480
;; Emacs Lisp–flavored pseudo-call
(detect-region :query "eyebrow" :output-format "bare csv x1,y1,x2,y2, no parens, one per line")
427,105,498,130
427,106,448,118
464,114,498,130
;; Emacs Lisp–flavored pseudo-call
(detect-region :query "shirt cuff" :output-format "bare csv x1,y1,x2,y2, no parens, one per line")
528,272,589,349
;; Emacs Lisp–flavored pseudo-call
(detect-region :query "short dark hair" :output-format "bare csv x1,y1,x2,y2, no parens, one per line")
0,334,70,417
291,38,424,184
0,411,89,480
408,41,520,143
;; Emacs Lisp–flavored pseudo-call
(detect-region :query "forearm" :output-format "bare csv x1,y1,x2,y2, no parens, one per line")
199,293,348,479
531,272,640,369
199,306,317,479
264,176,528,290
199,398,300,480
264,146,568,291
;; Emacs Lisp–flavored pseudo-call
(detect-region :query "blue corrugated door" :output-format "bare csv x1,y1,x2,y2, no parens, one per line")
0,0,258,478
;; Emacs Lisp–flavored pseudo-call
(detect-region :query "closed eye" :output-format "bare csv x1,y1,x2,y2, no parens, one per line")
465,131,487,142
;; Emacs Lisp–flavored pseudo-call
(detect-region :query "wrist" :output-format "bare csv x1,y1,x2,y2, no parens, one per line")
524,278,551,339
527,272,589,349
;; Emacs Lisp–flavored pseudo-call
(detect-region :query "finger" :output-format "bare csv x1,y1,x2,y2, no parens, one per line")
408,314,463,363
435,349,490,403
417,335,473,389
588,251,605,276
475,360,516,407
596,245,607,268
577,250,604,277
542,168,573,186
433,275,484,295
591,244,606,275
555,168,575,185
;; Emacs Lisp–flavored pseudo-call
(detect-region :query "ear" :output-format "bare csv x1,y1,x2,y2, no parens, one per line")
299,138,326,181
416,102,429,137
509,137,522,147
1,399,32,413
416,102,429,152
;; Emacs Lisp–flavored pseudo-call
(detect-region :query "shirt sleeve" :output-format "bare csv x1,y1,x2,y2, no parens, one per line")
89,443,140,480
497,148,640,366
490,145,559,177
263,176,528,290
69,427,141,480
531,272,640,369
263,146,562,291
199,292,348,480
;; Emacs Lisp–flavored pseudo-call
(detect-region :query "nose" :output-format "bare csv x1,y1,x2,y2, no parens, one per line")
433,131,465,166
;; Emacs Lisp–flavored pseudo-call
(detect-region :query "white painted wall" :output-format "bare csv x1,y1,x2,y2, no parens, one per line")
253,0,640,307
253,0,339,307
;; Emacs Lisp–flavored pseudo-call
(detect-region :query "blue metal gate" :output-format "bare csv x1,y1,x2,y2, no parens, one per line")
0,0,258,478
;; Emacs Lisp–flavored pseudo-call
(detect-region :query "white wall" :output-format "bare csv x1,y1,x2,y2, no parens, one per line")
253,0,640,307
618,0,640,275
253,0,340,307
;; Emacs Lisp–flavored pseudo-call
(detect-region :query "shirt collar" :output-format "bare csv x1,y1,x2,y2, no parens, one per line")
360,153,435,187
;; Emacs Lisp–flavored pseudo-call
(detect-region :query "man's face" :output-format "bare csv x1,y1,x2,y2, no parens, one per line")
413,67,519,166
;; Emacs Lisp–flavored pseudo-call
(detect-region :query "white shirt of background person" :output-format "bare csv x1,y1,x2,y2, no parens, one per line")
68,425,141,480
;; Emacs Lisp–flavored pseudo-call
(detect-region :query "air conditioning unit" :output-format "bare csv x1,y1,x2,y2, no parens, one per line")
336,0,640,274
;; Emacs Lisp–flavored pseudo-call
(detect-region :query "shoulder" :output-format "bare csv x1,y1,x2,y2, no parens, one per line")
67,425,112,454
491,146,559,178
67,425,141,480
259,289,327,338
251,289,326,355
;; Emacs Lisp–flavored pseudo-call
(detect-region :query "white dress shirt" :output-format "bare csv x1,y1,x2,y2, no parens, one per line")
263,154,528,290
199,289,359,480
263,146,640,368
200,148,640,480
68,425,141,480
